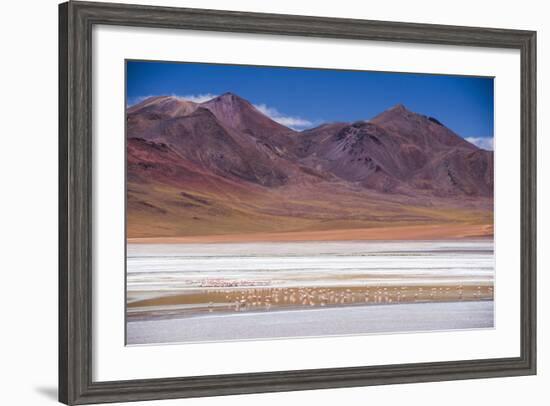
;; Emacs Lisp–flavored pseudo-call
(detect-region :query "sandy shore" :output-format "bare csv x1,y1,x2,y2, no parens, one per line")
128,223,493,244
127,301,494,345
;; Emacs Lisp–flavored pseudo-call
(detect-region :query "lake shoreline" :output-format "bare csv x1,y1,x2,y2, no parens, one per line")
128,223,493,244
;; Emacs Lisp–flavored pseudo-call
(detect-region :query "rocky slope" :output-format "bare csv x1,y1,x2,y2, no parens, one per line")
126,93,493,237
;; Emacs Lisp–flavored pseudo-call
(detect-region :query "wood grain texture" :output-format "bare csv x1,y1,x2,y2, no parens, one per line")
58,1,537,404
58,2,69,404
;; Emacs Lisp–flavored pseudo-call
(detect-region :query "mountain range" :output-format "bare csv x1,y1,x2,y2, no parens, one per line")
126,93,493,239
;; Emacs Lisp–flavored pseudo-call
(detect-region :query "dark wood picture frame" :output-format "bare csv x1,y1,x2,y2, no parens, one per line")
59,1,537,404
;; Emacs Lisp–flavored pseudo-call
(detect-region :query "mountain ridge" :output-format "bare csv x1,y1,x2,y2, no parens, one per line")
126,93,493,238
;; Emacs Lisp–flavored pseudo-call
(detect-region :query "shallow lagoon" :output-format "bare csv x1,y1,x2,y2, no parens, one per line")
126,239,494,344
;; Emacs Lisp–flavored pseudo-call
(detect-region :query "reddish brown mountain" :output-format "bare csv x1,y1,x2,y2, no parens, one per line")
127,95,311,187
370,104,476,150
201,93,290,134
298,104,493,197
126,94,493,238
127,95,199,117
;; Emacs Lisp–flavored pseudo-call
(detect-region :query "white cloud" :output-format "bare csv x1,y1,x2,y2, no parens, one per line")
465,137,494,151
175,93,218,103
253,103,313,130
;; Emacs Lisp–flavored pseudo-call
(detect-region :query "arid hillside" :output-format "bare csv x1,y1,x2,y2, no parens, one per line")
126,93,493,239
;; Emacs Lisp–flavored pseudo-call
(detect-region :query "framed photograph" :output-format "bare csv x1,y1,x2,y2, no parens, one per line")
59,1,536,404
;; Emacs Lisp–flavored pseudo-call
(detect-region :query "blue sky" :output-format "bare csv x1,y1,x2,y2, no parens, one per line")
127,60,494,149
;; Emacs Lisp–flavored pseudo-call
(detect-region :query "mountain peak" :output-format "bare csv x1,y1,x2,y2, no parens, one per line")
200,92,293,133
370,104,478,152
127,95,198,117
368,104,419,125
208,92,248,105
389,103,408,113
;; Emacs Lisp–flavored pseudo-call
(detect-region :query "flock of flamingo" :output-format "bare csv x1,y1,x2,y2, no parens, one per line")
197,284,494,314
